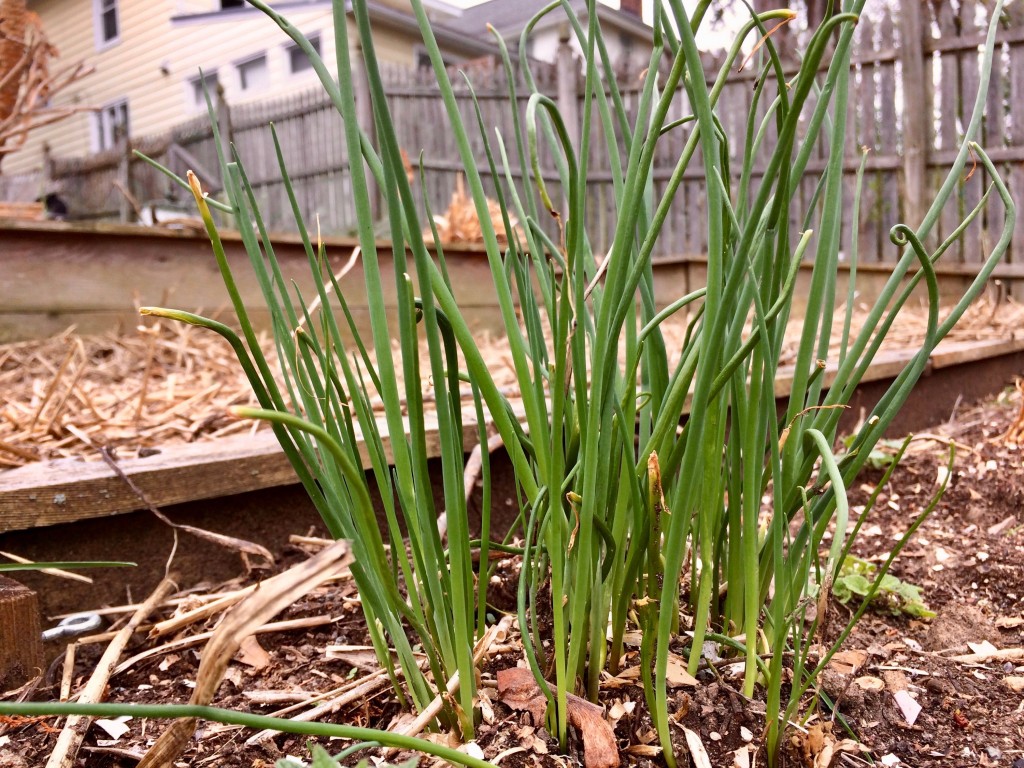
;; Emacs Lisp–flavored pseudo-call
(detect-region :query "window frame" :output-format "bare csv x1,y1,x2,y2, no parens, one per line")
187,70,220,112
93,0,120,50
287,33,321,75
236,53,269,92
92,98,130,152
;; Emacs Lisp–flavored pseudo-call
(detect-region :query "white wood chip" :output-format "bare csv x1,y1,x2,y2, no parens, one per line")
1002,676,1024,692
683,727,712,768
461,742,485,760
855,675,886,692
893,689,922,726
94,717,132,740
967,640,999,656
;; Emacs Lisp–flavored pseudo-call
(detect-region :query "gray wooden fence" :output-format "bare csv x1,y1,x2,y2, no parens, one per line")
8,1,1023,271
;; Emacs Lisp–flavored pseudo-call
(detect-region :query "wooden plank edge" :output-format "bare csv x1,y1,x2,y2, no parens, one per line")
0,405,507,533
2,339,1022,533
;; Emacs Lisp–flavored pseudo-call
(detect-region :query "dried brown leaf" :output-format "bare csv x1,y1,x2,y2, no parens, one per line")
665,653,698,687
235,635,270,671
496,667,620,768
828,649,867,676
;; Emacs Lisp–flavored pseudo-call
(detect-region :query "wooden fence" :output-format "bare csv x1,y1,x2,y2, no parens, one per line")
5,1,1022,272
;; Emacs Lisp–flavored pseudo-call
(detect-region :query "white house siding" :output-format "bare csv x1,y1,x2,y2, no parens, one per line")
6,0,345,174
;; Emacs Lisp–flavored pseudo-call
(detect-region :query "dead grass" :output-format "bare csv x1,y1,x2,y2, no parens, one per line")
2,295,1021,468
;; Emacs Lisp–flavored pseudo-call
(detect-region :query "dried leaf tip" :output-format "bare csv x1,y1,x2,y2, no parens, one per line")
647,451,661,487
186,170,203,199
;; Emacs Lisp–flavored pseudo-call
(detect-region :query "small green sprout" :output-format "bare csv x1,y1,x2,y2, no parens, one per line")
834,555,935,618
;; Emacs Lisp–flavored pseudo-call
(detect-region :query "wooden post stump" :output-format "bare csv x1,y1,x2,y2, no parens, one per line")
0,575,44,689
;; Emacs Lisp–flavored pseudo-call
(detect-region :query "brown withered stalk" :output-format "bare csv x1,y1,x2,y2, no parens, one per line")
0,0,94,172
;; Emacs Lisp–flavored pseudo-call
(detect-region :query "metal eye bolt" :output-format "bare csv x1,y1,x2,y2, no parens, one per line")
41,613,103,642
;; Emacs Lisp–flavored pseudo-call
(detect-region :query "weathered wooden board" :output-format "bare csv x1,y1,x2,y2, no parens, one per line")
3,338,1022,534
0,203,44,221
0,221,508,342
0,402,508,533
5,222,1018,342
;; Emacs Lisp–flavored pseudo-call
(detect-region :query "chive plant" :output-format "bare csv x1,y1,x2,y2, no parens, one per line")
130,0,1013,764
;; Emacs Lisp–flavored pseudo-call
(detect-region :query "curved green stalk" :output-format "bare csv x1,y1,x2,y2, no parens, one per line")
136,0,1013,764
0,702,496,768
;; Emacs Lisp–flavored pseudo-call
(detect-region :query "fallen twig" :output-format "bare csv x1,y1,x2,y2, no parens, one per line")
137,540,352,768
244,668,395,745
389,614,515,745
45,578,175,768
111,614,336,678
950,647,1024,664
0,551,92,584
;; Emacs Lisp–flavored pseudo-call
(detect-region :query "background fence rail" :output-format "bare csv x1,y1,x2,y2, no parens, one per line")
2,1,1021,274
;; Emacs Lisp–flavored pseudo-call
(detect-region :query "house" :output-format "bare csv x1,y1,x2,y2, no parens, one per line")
2,0,501,176
4,0,654,178
445,0,653,74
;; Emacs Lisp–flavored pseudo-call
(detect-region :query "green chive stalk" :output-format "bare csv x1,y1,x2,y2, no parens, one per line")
13,1,1003,766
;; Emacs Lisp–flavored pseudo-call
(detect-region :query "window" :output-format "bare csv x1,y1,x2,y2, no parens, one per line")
93,99,129,151
188,70,219,111
94,0,120,48
288,34,320,74
237,54,268,91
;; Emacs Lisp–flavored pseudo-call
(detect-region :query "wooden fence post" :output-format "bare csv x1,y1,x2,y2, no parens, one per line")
215,82,233,186
898,0,927,229
0,576,43,690
118,137,133,223
42,141,59,214
556,35,580,155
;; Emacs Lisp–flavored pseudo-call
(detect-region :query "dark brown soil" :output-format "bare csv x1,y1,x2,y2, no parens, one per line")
2,386,1024,768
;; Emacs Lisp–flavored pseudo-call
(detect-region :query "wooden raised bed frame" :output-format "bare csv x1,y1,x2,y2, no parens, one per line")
2,221,1023,534
2,336,1023,533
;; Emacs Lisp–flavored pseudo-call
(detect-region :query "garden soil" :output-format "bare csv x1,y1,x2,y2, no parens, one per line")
2,387,1024,767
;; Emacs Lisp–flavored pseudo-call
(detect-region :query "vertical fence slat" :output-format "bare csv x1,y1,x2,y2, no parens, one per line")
856,16,882,263
935,2,962,259
1010,40,1024,270
899,0,928,230
7,4,1014,286
877,14,899,258
958,0,984,265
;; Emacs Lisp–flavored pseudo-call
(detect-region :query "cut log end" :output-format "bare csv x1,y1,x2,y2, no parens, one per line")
0,575,44,689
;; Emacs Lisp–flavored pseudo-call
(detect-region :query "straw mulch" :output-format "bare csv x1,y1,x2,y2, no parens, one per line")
2,296,1022,470
424,174,523,246
0,320,273,468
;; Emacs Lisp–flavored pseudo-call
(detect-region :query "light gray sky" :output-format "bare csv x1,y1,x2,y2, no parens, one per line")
443,0,746,49
443,0,685,17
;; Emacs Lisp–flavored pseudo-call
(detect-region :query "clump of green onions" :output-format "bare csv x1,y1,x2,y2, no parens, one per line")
2,1,1011,766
